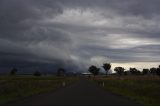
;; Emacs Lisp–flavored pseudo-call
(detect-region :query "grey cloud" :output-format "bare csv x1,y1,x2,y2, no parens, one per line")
77,44,160,63
49,0,160,17
0,0,160,73
0,0,73,72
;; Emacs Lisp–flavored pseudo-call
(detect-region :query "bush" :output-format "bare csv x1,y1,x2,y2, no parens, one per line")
10,68,18,75
33,71,41,76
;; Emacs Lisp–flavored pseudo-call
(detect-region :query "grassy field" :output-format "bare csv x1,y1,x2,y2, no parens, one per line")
0,75,78,105
91,75,160,106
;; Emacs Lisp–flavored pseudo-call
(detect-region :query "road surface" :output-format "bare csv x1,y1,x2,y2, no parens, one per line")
6,78,143,106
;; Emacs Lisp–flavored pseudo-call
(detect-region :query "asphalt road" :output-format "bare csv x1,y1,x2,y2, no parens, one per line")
6,78,143,106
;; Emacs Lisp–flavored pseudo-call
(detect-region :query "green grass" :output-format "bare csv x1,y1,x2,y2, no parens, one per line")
92,76,160,106
0,75,78,105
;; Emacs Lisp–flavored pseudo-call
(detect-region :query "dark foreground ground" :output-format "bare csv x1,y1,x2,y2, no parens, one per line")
5,78,143,106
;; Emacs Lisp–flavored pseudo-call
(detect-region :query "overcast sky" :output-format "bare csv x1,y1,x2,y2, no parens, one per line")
0,0,160,73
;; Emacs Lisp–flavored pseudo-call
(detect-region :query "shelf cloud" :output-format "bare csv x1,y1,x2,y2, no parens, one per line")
0,0,160,73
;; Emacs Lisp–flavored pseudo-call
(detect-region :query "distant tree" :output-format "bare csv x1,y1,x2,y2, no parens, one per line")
136,70,141,75
150,68,157,75
88,65,100,76
33,71,41,76
124,71,131,75
124,71,128,75
114,67,125,75
103,63,111,75
56,68,66,76
156,66,160,76
129,68,141,75
10,68,18,75
142,69,149,75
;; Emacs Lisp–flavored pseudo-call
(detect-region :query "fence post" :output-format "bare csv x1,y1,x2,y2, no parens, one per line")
102,81,104,87
62,81,66,87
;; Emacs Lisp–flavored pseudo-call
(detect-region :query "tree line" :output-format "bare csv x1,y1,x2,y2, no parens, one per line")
8,63,160,76
88,63,160,76
9,68,67,77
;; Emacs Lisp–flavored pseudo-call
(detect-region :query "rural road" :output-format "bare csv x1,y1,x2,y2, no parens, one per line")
6,78,143,106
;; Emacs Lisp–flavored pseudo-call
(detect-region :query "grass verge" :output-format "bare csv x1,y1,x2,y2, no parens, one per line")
91,76,160,106
0,75,78,105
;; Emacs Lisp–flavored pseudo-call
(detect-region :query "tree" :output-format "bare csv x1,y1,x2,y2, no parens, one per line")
156,66,160,76
103,63,111,75
114,67,125,75
142,69,149,75
150,68,157,75
56,68,66,76
33,71,41,76
129,68,141,75
10,68,18,75
88,65,100,76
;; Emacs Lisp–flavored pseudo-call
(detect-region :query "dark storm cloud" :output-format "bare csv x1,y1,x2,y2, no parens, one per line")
0,0,75,73
0,0,160,73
